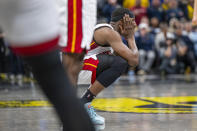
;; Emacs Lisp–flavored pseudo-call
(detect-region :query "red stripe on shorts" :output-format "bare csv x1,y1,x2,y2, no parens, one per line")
83,58,99,84
65,0,74,53
64,0,83,53
90,42,99,50
75,0,83,53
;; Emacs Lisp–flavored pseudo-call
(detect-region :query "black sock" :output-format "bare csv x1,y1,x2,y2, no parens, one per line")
81,89,96,104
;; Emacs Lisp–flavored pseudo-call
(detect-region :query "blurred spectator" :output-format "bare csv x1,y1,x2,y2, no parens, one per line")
140,16,149,25
155,23,173,58
9,51,25,85
168,18,180,32
187,0,194,20
188,27,197,58
0,29,25,85
131,0,147,25
175,24,196,72
150,17,161,36
165,0,184,23
102,0,121,23
162,0,169,11
0,30,25,85
176,39,191,73
0,28,6,73
184,22,193,34
135,23,155,74
175,23,194,54
178,0,189,20
159,33,177,74
147,0,164,22
178,0,194,20
149,0,164,3
97,0,107,22
123,0,149,9
181,8,197,61
117,0,123,5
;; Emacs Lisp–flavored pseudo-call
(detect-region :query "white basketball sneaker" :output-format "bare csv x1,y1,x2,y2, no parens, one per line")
84,102,105,125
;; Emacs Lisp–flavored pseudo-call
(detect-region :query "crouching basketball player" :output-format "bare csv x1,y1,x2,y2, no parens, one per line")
78,8,139,125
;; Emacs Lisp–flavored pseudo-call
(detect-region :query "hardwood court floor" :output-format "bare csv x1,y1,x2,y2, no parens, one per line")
0,74,197,131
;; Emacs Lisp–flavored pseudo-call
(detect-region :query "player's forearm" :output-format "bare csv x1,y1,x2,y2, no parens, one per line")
192,0,197,25
127,36,139,67
127,36,138,55
194,0,197,18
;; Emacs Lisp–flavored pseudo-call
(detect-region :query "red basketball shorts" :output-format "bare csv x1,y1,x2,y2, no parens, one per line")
57,0,97,53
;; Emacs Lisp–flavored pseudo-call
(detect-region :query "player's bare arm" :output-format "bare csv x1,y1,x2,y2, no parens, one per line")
94,16,139,67
192,0,197,26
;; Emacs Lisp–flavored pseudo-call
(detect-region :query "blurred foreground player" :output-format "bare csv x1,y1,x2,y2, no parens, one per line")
0,0,94,131
57,0,97,86
78,8,139,125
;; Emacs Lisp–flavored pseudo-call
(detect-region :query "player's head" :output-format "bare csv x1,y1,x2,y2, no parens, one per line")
110,8,135,32
111,8,135,22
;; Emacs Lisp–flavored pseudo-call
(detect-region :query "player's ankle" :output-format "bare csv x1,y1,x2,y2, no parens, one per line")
81,89,96,104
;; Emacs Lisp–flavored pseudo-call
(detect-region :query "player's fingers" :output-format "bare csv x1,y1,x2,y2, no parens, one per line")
129,18,133,25
125,18,133,29
131,18,135,23
126,15,131,25
125,14,129,19
123,15,130,26
132,20,136,27
124,16,129,26
123,15,126,24
125,15,129,21
119,24,124,33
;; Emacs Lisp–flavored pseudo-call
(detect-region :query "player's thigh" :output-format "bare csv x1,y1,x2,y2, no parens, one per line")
96,54,116,76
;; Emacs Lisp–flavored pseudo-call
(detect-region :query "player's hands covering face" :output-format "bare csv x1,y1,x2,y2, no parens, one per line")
119,14,136,39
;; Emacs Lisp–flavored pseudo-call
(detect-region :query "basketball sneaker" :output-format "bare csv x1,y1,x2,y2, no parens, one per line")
84,102,105,125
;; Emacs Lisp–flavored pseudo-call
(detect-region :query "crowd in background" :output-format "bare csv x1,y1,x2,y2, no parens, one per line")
0,0,197,85
0,28,32,85
98,0,197,75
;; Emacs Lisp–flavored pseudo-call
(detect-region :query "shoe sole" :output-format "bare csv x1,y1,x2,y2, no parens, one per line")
95,123,105,131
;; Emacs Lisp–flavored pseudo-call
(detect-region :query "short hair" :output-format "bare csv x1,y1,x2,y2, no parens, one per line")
111,8,134,22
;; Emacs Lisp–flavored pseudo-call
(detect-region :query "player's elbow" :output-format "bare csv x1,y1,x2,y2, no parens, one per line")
132,55,139,67
134,56,139,66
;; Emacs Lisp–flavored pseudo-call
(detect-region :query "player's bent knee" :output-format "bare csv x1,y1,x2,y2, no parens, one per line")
113,56,128,74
